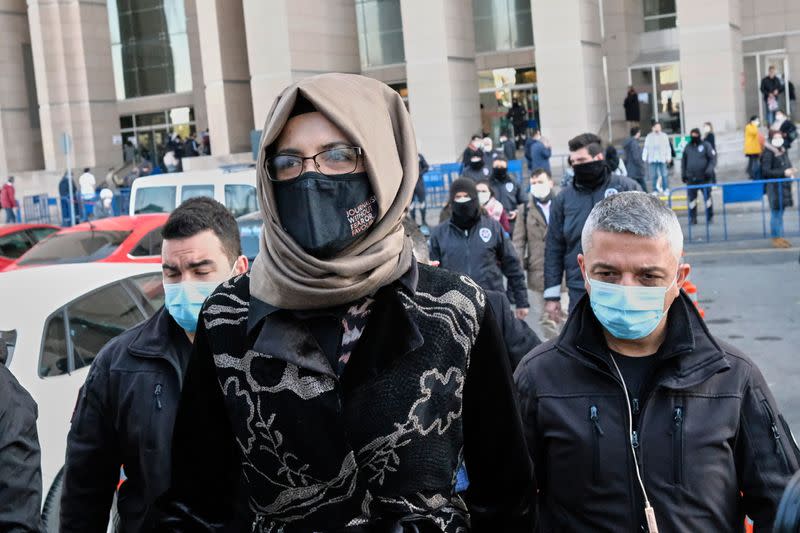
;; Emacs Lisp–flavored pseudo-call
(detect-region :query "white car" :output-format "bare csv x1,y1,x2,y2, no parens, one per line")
0,263,164,530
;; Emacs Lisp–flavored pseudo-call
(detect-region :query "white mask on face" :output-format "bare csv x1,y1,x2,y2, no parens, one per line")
531,182,552,200
477,191,491,205
703,125,711,134
771,136,785,148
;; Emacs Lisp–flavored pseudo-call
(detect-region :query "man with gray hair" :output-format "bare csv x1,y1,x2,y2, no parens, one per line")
515,191,799,531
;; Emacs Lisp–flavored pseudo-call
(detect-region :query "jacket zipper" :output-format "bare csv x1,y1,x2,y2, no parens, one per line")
154,383,163,410
590,405,604,483
672,406,684,485
761,398,789,471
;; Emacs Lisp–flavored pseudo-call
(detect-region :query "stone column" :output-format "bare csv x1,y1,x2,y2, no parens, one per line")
27,0,118,171
400,0,480,163
195,0,253,155
531,0,607,156
677,0,744,133
242,0,360,131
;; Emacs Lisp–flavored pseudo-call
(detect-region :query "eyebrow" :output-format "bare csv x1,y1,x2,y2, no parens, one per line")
591,262,669,275
276,141,351,156
162,259,215,271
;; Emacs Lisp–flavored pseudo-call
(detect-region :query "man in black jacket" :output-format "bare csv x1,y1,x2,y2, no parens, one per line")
430,178,530,319
60,197,248,532
761,66,784,126
543,133,640,323
489,156,527,234
0,365,43,533
516,191,800,531
681,127,717,224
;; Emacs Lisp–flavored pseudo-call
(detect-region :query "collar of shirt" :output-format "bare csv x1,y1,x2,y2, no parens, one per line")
247,259,419,335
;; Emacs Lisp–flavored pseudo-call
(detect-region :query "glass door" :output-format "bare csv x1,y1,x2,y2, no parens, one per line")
629,64,684,135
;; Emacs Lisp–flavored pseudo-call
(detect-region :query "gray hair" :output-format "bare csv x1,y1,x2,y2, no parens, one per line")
581,191,683,258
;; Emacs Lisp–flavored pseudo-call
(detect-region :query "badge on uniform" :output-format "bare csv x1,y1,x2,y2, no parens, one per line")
698,146,704,153
479,227,492,243
505,182,514,193
604,188,619,198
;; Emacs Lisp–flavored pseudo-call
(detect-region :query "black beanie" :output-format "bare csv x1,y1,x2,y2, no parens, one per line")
449,177,478,202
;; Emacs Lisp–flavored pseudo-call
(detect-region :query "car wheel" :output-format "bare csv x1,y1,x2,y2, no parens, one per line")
41,469,63,533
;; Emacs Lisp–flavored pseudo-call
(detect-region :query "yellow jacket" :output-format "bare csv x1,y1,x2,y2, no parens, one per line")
744,123,762,155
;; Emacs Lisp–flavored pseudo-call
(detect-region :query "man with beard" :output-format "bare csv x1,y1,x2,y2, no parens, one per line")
543,133,640,326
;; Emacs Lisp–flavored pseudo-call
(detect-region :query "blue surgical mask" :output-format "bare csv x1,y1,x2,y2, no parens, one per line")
587,276,676,340
163,280,224,333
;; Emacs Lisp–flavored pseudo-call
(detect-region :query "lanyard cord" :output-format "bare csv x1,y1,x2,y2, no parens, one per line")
609,352,660,533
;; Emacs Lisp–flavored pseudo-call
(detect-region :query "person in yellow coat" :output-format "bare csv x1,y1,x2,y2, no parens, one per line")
744,115,763,179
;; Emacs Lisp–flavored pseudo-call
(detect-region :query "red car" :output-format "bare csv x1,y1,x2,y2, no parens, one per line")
2,215,168,271
0,223,60,270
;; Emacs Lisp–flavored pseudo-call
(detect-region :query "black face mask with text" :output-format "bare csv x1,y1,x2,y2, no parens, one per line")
572,159,608,190
273,171,377,258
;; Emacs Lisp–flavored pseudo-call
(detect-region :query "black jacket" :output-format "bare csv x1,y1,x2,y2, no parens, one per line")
490,173,527,215
543,173,641,296
681,140,716,184
502,138,516,160
61,308,192,533
515,293,800,532
154,266,534,531
485,290,540,371
622,136,645,178
760,146,795,210
761,75,784,99
624,93,640,122
430,215,529,308
0,366,43,533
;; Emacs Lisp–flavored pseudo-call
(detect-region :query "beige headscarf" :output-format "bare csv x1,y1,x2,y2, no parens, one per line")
250,73,417,310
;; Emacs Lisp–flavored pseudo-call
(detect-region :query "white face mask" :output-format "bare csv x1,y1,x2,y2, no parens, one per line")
477,191,491,205
771,136,785,148
531,182,552,199
703,126,711,133
752,120,760,126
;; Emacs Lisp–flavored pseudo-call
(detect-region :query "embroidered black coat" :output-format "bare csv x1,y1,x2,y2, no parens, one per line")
154,264,533,532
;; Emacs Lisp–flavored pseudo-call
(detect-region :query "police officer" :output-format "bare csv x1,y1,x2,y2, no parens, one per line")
681,127,717,225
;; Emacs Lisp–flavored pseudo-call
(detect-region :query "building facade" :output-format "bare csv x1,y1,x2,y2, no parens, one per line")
0,0,798,176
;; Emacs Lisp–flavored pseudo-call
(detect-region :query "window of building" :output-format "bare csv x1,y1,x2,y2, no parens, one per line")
108,0,192,99
643,0,676,31
119,108,196,167
473,0,533,53
356,0,405,69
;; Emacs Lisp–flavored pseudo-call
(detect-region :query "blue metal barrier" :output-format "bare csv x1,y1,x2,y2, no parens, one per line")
22,194,51,224
421,159,527,209
667,177,799,243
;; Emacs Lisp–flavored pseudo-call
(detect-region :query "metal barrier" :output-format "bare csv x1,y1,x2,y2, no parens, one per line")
55,188,132,226
667,177,800,243
422,160,527,209
22,194,52,224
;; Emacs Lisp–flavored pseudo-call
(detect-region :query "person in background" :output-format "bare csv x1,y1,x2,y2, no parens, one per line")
513,168,568,340
480,103,492,137
642,121,672,193
516,191,800,532
543,133,640,324
624,86,640,128
462,135,484,167
623,127,647,191
508,99,528,149
499,129,516,160
476,179,510,233
681,127,717,225
761,129,797,249
1,176,18,223
410,152,430,228
78,167,96,201
605,145,627,177
525,129,552,174
482,136,500,167
702,121,716,150
61,197,249,533
774,110,798,151
744,115,763,180
761,65,784,126
430,177,530,320
59,171,78,226
92,188,115,219
489,157,526,235
0,365,43,532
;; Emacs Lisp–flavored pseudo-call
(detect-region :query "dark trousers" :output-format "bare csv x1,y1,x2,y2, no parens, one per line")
688,185,714,223
746,154,761,180
630,175,648,192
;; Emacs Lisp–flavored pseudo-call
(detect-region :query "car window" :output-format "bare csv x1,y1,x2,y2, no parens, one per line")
17,231,131,266
225,185,258,218
0,231,32,259
28,227,58,243
129,226,164,257
239,219,262,261
67,282,146,371
0,329,17,366
127,273,166,314
39,310,69,377
181,185,214,202
134,186,176,214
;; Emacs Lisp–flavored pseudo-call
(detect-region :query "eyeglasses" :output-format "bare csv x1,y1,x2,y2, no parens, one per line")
266,146,363,181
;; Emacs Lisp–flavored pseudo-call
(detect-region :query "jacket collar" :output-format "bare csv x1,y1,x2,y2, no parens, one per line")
555,292,730,390
127,307,192,381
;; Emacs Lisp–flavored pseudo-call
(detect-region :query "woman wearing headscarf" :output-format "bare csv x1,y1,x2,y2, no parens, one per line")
154,74,533,532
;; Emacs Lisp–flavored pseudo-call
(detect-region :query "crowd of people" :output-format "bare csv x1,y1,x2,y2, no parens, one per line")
2,73,800,533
